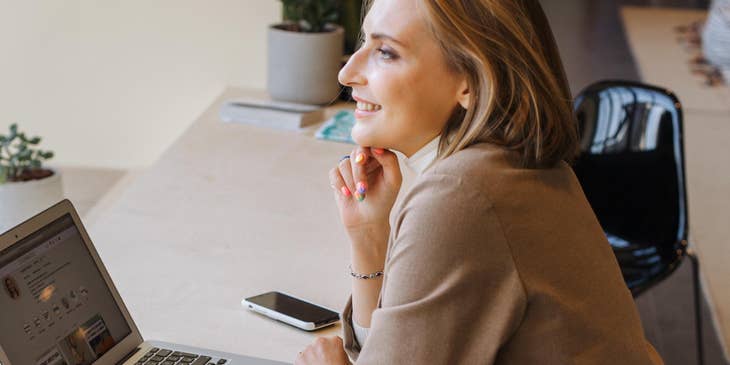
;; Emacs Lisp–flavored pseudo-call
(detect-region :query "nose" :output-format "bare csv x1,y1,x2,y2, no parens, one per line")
338,48,367,87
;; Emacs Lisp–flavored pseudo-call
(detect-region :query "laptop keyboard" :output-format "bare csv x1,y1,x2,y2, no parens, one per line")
135,347,229,365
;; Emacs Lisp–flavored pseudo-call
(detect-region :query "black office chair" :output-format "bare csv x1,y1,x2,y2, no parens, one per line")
572,80,703,365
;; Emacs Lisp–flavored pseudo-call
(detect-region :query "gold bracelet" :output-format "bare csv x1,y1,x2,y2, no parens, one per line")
349,265,384,280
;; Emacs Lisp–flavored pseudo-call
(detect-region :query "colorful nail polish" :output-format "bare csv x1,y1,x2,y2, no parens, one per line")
355,192,365,202
356,181,367,194
341,186,352,197
373,148,385,155
355,153,366,164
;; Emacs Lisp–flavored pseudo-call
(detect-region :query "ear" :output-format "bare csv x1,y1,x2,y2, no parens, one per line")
456,77,470,109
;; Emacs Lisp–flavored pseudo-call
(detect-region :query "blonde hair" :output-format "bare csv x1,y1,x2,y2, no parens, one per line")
363,0,578,168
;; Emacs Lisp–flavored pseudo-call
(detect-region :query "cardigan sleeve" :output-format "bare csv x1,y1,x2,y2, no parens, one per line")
341,296,362,359
346,173,528,364
352,321,370,346
341,297,370,362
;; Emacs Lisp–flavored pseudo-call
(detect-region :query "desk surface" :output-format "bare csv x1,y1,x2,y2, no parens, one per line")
87,88,413,363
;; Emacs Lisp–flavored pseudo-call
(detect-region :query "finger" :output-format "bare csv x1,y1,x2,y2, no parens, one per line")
328,167,352,198
368,148,402,189
338,157,356,198
293,351,304,365
350,147,371,202
336,151,378,200
313,337,329,357
363,158,381,175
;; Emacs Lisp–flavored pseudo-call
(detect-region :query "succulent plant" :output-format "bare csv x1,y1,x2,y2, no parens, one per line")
279,0,340,33
0,123,54,184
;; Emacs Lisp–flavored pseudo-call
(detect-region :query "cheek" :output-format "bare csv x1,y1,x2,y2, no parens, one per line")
350,71,411,145
376,72,422,124
413,75,460,119
382,75,448,136
350,66,456,147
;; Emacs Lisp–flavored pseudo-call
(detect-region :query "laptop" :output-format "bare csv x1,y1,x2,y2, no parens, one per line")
0,199,289,365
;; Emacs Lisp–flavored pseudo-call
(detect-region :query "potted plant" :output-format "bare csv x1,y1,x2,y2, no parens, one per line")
0,123,62,232
339,0,363,55
268,0,345,105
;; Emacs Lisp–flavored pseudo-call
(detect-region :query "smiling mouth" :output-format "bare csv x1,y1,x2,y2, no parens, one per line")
356,101,382,112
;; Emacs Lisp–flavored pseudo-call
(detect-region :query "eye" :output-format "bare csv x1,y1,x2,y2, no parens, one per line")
376,47,398,61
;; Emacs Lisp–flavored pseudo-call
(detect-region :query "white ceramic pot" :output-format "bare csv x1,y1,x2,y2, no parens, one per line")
0,169,64,233
267,24,345,105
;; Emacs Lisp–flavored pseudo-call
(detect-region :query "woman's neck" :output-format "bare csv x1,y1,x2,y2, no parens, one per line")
403,136,440,174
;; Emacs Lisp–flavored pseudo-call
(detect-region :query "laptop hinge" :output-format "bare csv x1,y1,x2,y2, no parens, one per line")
115,347,141,365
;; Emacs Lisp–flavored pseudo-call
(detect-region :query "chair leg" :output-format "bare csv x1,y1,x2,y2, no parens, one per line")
687,250,704,365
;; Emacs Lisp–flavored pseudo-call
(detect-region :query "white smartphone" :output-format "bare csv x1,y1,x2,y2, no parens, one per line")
242,291,340,331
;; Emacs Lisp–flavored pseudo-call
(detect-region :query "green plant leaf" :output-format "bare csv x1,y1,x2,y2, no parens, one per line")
280,0,340,33
19,149,32,161
0,166,6,184
0,124,54,168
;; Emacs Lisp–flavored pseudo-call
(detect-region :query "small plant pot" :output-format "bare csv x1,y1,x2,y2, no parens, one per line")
0,168,63,233
267,24,345,105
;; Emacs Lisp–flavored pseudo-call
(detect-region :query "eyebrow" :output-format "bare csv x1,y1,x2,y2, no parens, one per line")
370,32,407,48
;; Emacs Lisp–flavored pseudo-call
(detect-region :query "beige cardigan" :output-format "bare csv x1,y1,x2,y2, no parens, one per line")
342,143,663,364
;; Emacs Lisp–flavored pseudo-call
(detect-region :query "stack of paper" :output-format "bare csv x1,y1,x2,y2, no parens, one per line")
219,97,325,130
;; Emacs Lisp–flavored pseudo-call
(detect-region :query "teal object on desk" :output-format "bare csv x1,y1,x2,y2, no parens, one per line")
315,110,356,144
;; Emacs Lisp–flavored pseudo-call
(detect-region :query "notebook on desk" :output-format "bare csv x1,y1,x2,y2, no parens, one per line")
315,110,356,144
0,199,289,365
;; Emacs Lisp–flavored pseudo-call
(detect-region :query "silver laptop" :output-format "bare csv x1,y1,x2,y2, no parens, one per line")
0,199,288,365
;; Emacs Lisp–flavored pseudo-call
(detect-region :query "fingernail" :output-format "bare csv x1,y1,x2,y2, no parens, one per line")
373,148,385,155
341,186,352,197
355,192,365,202
356,181,367,194
355,153,366,164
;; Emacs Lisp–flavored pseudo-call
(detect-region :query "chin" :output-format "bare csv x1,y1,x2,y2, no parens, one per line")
350,123,380,147
351,119,400,151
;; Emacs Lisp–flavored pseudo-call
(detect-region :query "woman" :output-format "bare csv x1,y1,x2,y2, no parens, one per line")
297,0,663,363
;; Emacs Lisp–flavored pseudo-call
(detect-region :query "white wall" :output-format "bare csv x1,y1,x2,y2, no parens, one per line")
0,0,280,168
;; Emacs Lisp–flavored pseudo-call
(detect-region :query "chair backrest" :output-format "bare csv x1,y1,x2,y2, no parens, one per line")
572,80,689,290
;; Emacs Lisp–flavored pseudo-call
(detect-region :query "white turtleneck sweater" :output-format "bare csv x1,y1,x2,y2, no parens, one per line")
352,135,440,345
402,136,440,174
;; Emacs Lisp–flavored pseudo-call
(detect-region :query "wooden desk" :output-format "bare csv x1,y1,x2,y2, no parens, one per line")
87,88,385,363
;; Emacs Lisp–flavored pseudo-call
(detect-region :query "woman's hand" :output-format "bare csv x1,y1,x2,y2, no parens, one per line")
328,146,402,252
294,337,352,365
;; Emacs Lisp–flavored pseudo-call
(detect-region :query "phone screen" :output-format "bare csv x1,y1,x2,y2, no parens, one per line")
246,292,339,324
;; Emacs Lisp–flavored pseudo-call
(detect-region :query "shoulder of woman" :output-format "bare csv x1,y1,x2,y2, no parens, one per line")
389,170,515,274
428,142,517,178
393,171,496,246
422,142,576,199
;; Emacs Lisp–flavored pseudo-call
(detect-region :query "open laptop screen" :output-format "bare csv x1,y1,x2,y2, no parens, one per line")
0,214,131,365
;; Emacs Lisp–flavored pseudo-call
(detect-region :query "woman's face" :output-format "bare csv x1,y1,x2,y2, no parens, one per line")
338,0,469,157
